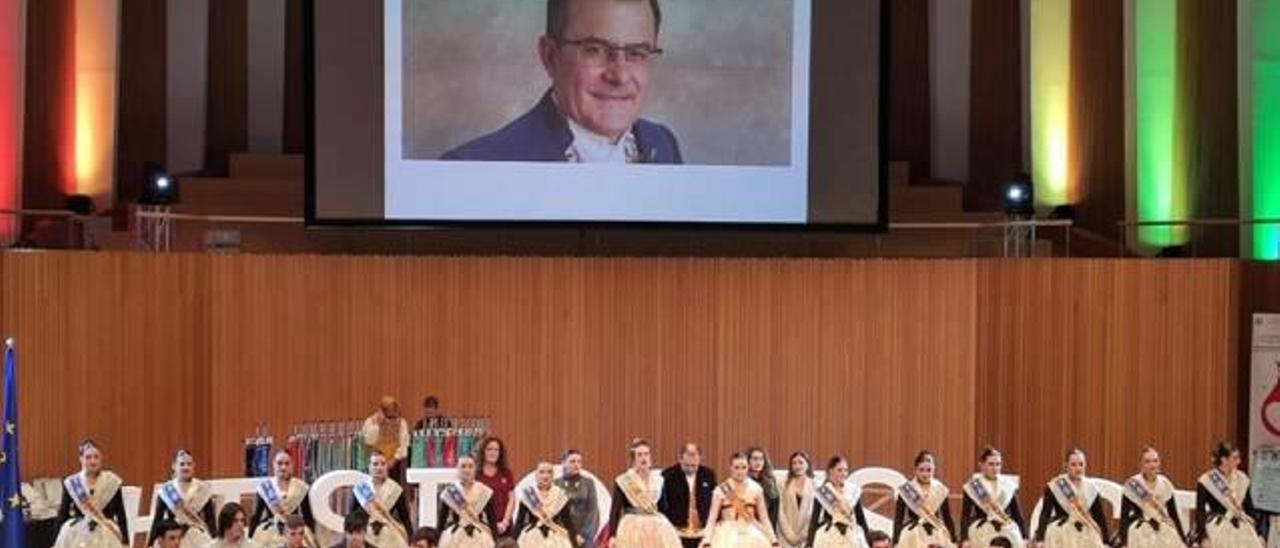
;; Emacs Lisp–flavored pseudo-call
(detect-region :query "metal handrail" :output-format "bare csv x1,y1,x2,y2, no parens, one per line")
133,211,304,224
1114,218,1280,257
1116,218,1280,227
130,211,1074,231
0,208,90,220
98,210,1078,257
0,209,98,248
891,219,1072,230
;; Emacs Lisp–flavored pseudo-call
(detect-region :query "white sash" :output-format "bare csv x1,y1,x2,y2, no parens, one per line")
615,470,662,515
520,484,570,537
1122,475,1179,531
441,481,494,536
159,479,213,535
1198,469,1256,528
815,482,860,526
64,472,125,543
1048,475,1103,539
963,475,1016,526
899,480,950,533
354,478,409,543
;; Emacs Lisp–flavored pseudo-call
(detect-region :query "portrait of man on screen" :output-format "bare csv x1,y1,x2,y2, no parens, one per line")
441,0,683,164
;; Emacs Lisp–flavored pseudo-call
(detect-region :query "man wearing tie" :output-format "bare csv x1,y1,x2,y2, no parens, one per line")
659,443,716,548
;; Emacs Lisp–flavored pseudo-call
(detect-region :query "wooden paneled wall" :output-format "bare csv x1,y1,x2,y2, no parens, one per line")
1,253,212,482
0,253,1245,512
976,260,1240,503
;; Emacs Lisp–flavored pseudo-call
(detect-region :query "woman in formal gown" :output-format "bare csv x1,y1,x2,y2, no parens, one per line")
893,451,956,548
745,447,780,536
776,452,815,548
808,455,870,548
699,452,778,548
54,440,130,548
248,450,315,547
207,502,260,548
150,449,217,548
439,454,498,548
1195,442,1263,548
959,447,1025,548
349,451,414,548
1117,447,1187,548
1033,448,1110,548
512,461,577,548
605,438,682,548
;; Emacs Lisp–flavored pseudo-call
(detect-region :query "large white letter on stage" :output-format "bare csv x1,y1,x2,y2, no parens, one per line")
120,467,1201,542
310,471,367,533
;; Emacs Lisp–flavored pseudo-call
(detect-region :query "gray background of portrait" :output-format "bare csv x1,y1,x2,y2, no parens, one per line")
402,0,794,165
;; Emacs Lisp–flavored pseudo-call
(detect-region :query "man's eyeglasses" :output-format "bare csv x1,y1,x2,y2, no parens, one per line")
555,36,663,66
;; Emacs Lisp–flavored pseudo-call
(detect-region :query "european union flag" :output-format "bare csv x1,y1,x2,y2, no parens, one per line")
0,339,26,548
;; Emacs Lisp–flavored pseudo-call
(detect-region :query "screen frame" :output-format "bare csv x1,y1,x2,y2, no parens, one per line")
304,0,890,233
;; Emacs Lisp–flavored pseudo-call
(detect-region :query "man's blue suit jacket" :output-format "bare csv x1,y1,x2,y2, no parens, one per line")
441,92,683,164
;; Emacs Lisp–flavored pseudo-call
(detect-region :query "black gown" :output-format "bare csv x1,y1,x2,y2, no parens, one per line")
806,495,872,546
346,486,413,541
1033,486,1111,543
438,494,496,540
1194,483,1263,543
55,487,131,545
893,495,958,545
959,489,1026,542
1117,494,1187,546
512,498,579,547
605,483,634,539
148,497,216,543
248,491,316,537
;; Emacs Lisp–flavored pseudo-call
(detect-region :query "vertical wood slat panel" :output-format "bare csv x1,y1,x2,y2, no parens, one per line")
966,0,1024,211
889,0,932,182
1176,0,1239,255
0,253,1240,519
1069,0,1126,234
114,0,167,222
1,252,211,485
976,259,1239,511
281,0,305,155
204,0,248,175
206,257,980,482
21,0,75,209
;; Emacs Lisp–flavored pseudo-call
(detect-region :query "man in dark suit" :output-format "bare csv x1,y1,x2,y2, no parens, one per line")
659,443,716,548
442,0,682,164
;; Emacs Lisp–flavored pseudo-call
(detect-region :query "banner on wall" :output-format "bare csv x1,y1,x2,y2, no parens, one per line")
1249,313,1280,513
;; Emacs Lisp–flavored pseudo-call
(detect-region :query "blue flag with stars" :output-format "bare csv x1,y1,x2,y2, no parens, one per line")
1,339,26,548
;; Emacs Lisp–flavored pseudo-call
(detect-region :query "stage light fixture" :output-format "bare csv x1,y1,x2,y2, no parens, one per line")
1002,175,1036,217
139,161,180,206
